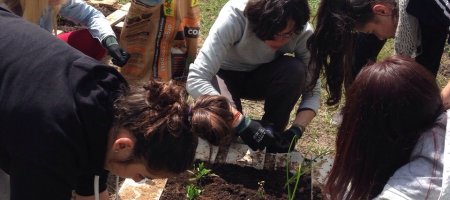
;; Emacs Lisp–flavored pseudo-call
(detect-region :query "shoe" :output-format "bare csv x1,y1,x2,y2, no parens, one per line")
330,110,343,126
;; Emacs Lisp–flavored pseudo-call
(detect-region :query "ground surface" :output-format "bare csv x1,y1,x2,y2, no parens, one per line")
160,163,322,200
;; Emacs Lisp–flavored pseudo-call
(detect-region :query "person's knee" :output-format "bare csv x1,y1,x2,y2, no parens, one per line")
277,57,307,85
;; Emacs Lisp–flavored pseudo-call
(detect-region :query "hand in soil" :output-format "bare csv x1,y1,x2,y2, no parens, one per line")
238,118,278,151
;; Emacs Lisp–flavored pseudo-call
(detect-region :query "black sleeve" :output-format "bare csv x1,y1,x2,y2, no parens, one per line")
71,59,128,196
407,0,449,75
407,0,450,27
352,33,386,77
0,8,128,199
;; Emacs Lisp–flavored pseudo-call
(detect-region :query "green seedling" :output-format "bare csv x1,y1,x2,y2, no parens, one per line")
284,135,303,200
186,184,202,200
256,180,266,199
189,162,211,182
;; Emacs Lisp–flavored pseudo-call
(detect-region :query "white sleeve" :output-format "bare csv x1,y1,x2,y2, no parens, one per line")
375,114,446,200
186,1,245,99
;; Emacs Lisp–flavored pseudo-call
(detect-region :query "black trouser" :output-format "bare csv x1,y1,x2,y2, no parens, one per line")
353,33,386,78
212,56,307,132
415,21,447,76
408,0,449,76
353,11,449,77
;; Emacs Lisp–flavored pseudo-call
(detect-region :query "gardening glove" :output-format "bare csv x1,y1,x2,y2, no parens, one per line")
235,116,278,151
264,124,304,153
102,36,130,67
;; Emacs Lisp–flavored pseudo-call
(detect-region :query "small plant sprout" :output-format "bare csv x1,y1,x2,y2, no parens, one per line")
186,184,202,200
189,162,212,182
256,180,266,198
285,134,303,200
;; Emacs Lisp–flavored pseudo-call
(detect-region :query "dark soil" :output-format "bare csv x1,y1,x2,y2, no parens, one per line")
160,162,322,200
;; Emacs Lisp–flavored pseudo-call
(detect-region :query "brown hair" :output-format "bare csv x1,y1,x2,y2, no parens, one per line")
307,0,397,105
324,56,443,199
112,80,233,174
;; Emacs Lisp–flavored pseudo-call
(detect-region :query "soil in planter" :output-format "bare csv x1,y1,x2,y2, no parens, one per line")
160,163,323,200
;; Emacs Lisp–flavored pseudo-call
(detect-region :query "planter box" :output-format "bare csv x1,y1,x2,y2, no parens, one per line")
117,138,306,200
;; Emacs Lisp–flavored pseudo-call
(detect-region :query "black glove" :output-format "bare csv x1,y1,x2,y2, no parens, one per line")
266,124,303,153
235,117,278,151
102,36,130,67
267,125,304,153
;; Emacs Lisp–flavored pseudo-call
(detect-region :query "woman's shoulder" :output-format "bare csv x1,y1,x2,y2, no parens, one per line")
374,111,448,200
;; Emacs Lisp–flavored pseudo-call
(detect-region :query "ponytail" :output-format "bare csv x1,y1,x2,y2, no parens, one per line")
190,95,234,146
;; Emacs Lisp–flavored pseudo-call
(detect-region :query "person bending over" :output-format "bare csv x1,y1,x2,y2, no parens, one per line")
308,0,450,108
325,56,449,199
0,7,233,200
187,0,320,153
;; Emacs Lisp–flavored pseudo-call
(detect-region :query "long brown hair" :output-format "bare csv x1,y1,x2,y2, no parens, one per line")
324,56,443,199
307,0,397,105
112,80,234,174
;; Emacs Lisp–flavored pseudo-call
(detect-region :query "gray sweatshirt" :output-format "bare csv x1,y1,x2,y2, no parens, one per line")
375,112,450,200
186,0,320,112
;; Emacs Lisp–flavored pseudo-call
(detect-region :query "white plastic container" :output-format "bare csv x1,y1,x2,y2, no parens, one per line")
194,138,304,173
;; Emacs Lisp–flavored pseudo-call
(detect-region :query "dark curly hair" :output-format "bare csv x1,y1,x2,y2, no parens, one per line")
244,0,310,40
112,80,234,174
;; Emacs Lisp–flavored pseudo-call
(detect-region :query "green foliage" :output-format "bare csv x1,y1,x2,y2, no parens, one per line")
185,162,211,199
186,184,202,200
377,38,395,60
199,0,228,36
308,0,320,20
256,181,266,199
284,136,303,200
117,0,130,4
192,162,212,181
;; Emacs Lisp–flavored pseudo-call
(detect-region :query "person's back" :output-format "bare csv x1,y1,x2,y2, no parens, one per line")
0,6,127,199
324,56,446,200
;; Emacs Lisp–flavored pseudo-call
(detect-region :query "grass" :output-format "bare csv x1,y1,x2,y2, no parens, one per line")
199,0,229,36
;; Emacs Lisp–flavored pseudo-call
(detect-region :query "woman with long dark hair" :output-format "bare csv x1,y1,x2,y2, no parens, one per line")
325,56,449,199
307,0,450,108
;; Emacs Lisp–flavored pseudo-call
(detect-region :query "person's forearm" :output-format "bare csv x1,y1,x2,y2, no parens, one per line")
292,109,316,129
441,81,450,109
